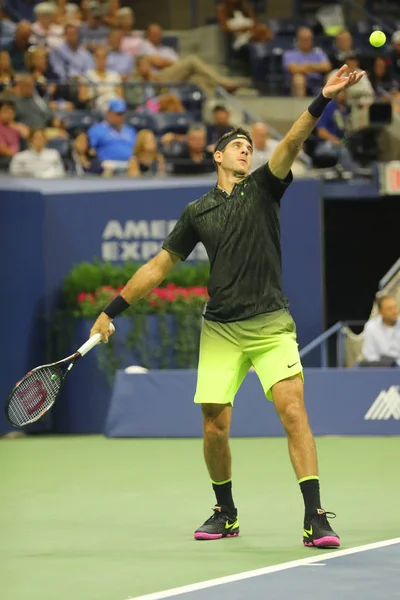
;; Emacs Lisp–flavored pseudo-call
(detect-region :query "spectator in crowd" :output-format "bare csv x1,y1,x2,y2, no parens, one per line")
249,122,279,172
26,46,75,110
50,23,94,80
10,74,51,129
0,7,17,47
0,100,21,171
138,24,179,69
370,56,396,97
45,115,69,139
362,295,400,366
79,45,123,113
64,2,82,26
124,55,161,108
80,1,110,51
172,123,214,176
283,27,331,97
118,7,143,56
10,127,65,178
206,105,232,147
30,2,64,50
128,129,165,177
328,30,361,71
106,29,133,77
336,53,374,130
216,0,272,60
87,97,136,165
65,129,103,175
315,89,355,172
388,31,400,84
0,50,15,94
2,21,32,72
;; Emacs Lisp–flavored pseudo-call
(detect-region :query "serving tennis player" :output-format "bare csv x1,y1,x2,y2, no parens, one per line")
90,65,364,547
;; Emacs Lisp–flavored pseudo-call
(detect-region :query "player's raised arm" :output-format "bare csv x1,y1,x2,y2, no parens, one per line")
90,249,180,342
268,64,365,180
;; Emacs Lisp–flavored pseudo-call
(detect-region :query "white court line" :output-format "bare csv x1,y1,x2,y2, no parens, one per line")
125,537,400,600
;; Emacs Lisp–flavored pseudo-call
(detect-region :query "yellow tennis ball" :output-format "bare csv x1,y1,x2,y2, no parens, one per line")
369,31,386,47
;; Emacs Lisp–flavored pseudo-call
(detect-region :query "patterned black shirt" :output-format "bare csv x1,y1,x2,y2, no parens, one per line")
162,163,293,322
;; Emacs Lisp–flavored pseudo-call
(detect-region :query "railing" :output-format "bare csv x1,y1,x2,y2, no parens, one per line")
299,320,366,367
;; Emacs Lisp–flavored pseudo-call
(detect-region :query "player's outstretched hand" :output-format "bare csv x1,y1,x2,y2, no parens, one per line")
322,64,365,99
90,313,115,343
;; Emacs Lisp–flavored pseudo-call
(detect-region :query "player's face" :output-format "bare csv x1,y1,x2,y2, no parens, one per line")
219,139,253,176
380,298,399,326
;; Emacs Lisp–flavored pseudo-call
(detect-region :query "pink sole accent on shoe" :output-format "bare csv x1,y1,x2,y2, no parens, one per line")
194,532,239,540
304,536,340,548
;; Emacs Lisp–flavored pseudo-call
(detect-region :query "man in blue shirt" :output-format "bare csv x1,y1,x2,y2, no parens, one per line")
87,98,136,166
50,23,94,80
106,29,134,78
283,27,331,96
315,90,355,172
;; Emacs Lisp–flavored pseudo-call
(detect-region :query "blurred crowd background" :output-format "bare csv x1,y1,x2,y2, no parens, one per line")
0,0,400,179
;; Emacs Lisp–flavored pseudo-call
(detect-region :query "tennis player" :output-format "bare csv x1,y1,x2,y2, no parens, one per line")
90,65,364,547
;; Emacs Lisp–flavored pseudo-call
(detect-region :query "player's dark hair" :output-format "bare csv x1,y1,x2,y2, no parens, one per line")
213,126,252,170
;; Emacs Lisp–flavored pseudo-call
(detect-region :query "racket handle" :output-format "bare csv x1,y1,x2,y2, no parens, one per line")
77,333,102,357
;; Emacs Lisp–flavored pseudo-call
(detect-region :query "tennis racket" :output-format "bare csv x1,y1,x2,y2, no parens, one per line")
5,332,103,428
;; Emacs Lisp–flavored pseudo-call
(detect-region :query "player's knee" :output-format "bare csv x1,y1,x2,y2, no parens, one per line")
279,400,306,433
203,417,229,439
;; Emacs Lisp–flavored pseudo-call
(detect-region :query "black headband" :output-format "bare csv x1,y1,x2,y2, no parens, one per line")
215,132,253,153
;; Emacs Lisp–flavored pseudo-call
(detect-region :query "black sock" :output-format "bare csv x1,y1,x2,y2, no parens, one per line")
212,480,235,511
299,478,321,521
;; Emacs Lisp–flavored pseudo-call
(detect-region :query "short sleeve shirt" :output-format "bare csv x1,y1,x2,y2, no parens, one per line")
162,163,293,322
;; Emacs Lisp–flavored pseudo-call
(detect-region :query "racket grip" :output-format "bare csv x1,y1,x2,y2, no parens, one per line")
77,333,102,357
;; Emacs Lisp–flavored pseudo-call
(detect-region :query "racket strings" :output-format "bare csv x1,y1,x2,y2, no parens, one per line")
7,365,63,427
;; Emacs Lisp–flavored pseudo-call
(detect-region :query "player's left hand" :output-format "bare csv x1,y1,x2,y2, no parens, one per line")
322,64,365,99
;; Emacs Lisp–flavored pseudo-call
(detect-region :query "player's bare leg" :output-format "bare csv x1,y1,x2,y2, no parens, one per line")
273,375,340,548
194,403,239,540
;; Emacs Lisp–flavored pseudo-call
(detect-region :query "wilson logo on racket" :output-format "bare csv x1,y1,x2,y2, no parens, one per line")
19,379,47,415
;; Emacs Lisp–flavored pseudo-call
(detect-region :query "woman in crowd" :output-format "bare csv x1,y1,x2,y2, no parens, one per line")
65,130,103,175
0,50,15,94
127,129,165,177
10,127,65,178
79,45,123,113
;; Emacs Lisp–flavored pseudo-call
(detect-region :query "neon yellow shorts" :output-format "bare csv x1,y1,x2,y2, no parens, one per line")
194,309,303,404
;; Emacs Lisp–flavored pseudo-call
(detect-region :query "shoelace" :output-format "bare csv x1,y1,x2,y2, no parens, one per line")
316,511,336,526
205,506,229,524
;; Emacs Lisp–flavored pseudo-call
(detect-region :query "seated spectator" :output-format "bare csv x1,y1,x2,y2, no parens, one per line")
87,97,136,165
10,74,52,129
128,129,165,177
315,90,356,172
216,0,272,62
50,23,94,80
328,30,361,71
2,21,32,72
118,7,143,57
370,56,396,96
171,123,214,176
124,55,162,108
283,27,331,97
65,129,103,175
335,54,374,130
361,295,400,366
10,127,65,178
137,24,179,69
79,45,123,113
388,31,400,85
249,122,279,172
45,116,69,139
81,0,120,28
64,2,82,26
80,1,110,51
0,50,15,94
26,46,75,110
206,105,233,147
0,100,21,171
106,29,134,78
0,7,17,47
30,2,64,50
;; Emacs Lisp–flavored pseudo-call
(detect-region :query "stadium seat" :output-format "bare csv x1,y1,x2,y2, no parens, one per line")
60,111,97,133
125,112,156,131
152,112,194,136
162,36,179,52
46,137,70,159
169,84,205,120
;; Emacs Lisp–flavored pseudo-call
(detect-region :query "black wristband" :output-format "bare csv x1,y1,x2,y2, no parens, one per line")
103,295,130,319
308,92,331,118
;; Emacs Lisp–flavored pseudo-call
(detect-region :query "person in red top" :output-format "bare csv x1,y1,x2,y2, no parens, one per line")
0,100,21,171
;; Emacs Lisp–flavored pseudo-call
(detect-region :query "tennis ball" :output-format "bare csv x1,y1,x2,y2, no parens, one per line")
51,374,57,381
369,31,386,47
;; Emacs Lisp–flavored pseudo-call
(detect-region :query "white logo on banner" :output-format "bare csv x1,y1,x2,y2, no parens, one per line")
101,220,207,262
364,386,400,420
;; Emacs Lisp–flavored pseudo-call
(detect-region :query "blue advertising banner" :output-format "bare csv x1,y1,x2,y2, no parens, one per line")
105,368,400,438
1,176,323,434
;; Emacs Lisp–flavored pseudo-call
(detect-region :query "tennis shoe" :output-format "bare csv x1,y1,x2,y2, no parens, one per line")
303,508,340,548
194,505,239,540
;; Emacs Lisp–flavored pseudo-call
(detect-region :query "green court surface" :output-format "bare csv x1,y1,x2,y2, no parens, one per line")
1,436,399,600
